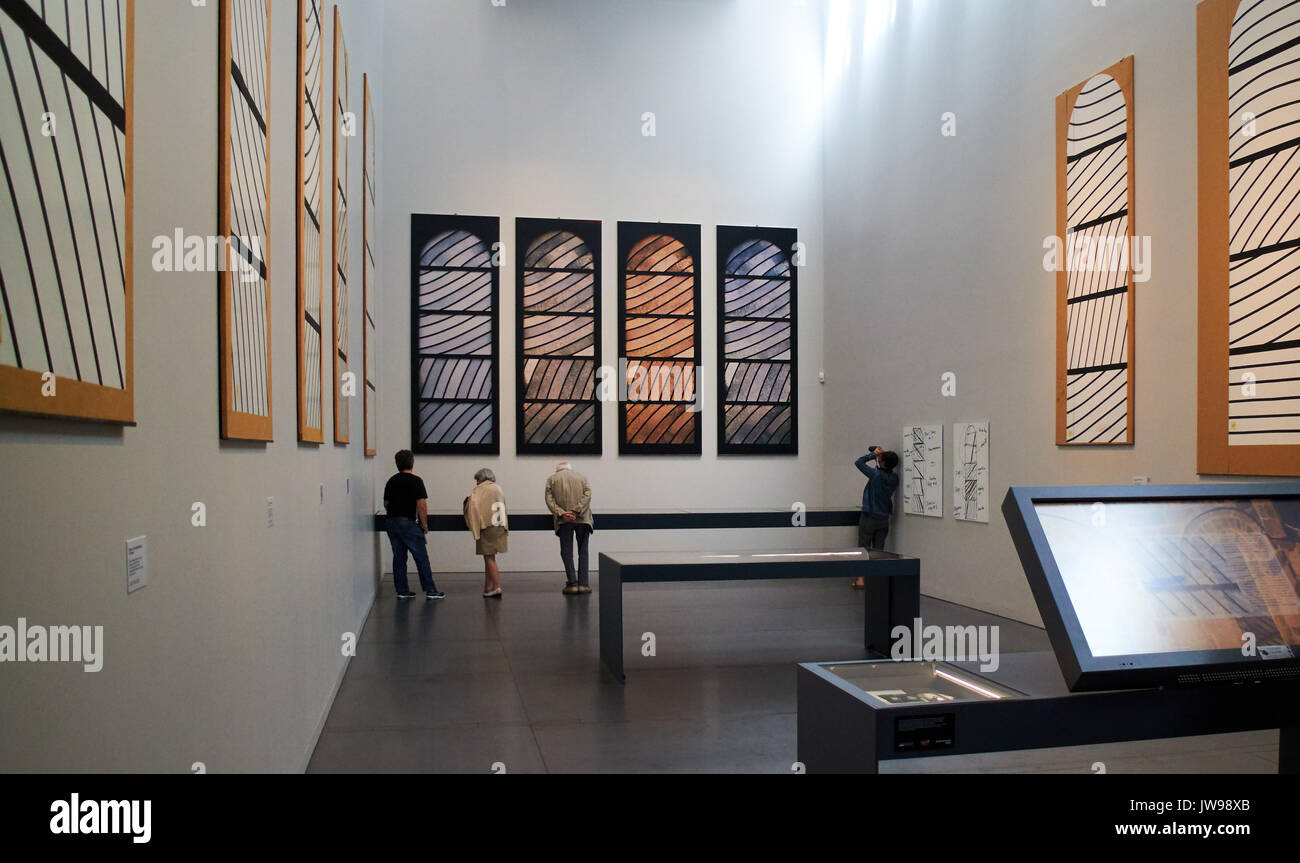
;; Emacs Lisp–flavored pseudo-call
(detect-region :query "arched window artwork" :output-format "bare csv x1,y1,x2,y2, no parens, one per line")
516,219,602,454
362,75,377,457
618,222,701,454
218,0,272,440
1055,57,1136,447
1198,0,1300,476
331,6,350,444
0,0,135,424
296,0,324,444
717,226,798,454
410,214,500,453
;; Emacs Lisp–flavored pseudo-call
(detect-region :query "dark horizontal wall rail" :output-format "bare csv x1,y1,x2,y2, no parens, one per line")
374,510,862,532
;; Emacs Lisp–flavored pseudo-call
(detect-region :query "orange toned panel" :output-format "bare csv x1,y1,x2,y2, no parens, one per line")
624,273,695,316
624,403,697,446
624,317,695,359
626,235,694,274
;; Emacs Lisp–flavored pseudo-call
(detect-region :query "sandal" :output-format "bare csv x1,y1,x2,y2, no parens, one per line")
482,588,502,598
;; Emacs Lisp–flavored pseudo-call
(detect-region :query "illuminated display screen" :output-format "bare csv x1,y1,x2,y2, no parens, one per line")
1034,499,1300,658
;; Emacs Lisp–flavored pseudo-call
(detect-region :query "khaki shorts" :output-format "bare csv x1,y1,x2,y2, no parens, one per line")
476,526,508,556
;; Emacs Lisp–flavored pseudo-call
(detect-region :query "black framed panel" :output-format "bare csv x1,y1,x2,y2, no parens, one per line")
409,213,500,454
1003,483,1300,692
515,218,602,455
617,221,701,455
716,225,798,455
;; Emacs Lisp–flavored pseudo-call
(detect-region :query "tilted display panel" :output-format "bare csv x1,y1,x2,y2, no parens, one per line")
516,218,602,455
1055,56,1136,446
1197,0,1300,475
617,221,701,455
410,213,500,454
0,0,135,424
1004,483,1300,691
296,0,324,443
218,0,272,440
716,225,798,455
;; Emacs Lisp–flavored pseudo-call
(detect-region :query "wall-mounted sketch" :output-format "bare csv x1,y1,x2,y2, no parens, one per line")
902,424,943,518
410,214,500,454
218,0,272,440
618,222,701,455
362,74,376,457
953,422,989,523
331,6,349,444
1197,0,1300,476
0,0,135,423
717,226,798,455
516,218,602,454
296,0,324,443
1055,56,1136,446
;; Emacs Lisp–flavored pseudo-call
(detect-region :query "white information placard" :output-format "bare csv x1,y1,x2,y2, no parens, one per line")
126,536,147,594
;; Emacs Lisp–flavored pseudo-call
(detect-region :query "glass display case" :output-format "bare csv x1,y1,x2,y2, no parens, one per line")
820,660,1023,707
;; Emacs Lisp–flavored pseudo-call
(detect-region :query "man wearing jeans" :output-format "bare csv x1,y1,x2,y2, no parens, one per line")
545,462,593,595
383,450,444,600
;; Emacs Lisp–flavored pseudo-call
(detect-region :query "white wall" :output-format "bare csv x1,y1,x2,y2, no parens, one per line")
0,0,386,772
379,0,835,572
820,0,1247,624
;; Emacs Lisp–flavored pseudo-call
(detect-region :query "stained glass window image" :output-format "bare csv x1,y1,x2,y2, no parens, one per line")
516,218,602,454
410,214,499,453
717,226,797,454
618,222,701,454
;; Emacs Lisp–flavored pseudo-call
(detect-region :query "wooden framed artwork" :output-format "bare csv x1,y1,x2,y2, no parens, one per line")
331,4,349,445
617,221,701,455
0,0,134,424
716,225,798,455
1055,56,1136,447
1197,0,1300,475
410,214,500,454
515,217,603,455
296,0,324,443
362,73,376,457
217,0,273,441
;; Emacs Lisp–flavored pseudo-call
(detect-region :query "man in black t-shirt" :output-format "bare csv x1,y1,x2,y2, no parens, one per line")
383,450,443,600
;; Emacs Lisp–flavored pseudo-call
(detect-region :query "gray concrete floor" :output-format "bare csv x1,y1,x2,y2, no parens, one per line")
306,572,1279,773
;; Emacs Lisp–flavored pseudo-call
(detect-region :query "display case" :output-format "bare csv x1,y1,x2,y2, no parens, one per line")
1003,483,1300,691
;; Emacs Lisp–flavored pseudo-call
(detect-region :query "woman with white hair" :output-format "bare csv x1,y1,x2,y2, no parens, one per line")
464,468,508,597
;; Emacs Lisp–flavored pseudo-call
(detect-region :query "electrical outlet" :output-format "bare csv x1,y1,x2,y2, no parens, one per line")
347,477,351,494
267,497,274,527
320,483,325,504
1132,476,1150,486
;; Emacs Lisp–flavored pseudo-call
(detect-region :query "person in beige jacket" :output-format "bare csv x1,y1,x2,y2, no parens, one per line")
464,468,508,598
545,462,593,595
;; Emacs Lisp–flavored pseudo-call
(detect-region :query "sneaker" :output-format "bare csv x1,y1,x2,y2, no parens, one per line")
563,584,581,595
426,592,446,600
578,585,592,594
396,592,416,600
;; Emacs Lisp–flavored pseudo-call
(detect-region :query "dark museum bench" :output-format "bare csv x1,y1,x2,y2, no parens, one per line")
373,508,863,532
599,548,921,683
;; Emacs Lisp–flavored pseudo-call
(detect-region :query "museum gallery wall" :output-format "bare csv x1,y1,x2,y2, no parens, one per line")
217,0,273,441
717,225,798,455
1055,56,1136,447
363,73,376,457
296,0,324,444
331,5,349,445
1197,0,1300,476
516,218,602,455
618,221,702,455
410,213,501,454
0,0,134,424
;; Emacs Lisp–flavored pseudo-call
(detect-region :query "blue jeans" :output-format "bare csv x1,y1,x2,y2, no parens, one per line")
386,517,437,595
